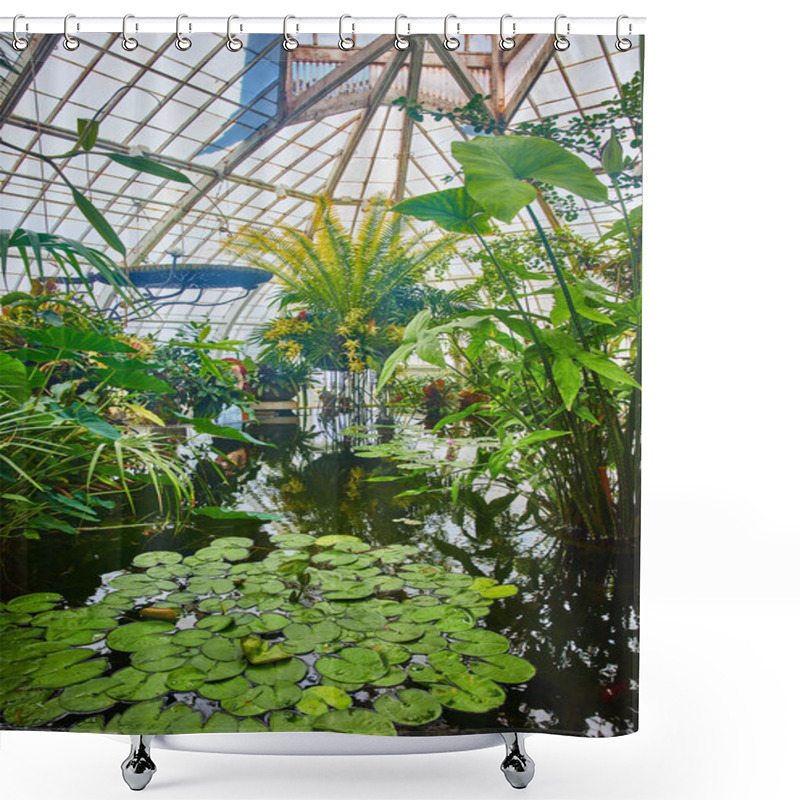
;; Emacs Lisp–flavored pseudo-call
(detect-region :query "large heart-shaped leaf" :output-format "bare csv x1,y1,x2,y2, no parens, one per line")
393,187,493,234
452,136,608,223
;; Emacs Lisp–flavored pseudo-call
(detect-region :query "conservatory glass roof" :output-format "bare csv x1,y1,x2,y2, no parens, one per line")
0,30,641,341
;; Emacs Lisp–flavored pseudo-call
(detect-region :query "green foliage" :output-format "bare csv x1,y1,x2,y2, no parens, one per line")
140,322,252,420
0,531,534,734
385,121,641,543
1,115,191,257
235,197,463,377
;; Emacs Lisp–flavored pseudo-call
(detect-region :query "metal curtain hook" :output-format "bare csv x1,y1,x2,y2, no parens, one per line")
394,15,410,50
616,15,632,51
227,15,243,51
283,16,298,51
443,14,460,51
339,15,354,50
12,15,29,51
121,14,139,51
554,14,570,51
175,14,192,51
499,14,516,51
63,14,80,51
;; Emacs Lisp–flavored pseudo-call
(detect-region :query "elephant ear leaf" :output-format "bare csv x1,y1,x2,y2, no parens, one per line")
393,187,493,235
452,136,608,223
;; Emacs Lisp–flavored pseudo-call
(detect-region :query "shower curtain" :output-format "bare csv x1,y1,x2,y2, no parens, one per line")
0,29,642,739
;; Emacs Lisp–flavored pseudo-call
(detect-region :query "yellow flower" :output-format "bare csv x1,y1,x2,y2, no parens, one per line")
348,357,366,374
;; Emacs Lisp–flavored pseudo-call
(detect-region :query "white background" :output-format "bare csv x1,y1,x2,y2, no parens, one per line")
2,1,799,798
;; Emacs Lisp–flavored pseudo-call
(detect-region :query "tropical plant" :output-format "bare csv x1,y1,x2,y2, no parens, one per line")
0,398,194,539
379,133,641,545
141,323,253,421
0,530,533,733
233,197,462,376
393,70,643,220
250,355,315,403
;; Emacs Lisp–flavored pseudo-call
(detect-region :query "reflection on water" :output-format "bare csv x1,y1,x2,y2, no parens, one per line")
0,417,638,736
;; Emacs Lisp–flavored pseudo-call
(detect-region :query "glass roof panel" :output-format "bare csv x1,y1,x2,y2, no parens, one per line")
1,32,641,342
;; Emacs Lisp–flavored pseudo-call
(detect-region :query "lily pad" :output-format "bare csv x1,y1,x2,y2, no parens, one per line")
246,657,307,685
196,615,234,632
200,637,243,662
210,536,255,548
132,551,184,568
3,689,65,727
146,564,193,580
131,644,187,672
241,637,292,665
312,709,396,736
269,710,313,732
374,688,442,726
166,666,207,691
107,621,175,652
315,535,363,548
106,668,169,701
172,629,213,647
7,593,63,614
270,533,316,548
32,658,109,689
370,666,407,687
359,639,410,665
337,611,388,633
479,585,518,599
58,677,119,713
204,712,239,732
297,685,352,715
185,654,246,682
315,647,388,685
198,676,251,700
450,629,510,657
187,576,236,595
430,673,506,713
472,654,536,684
220,682,302,716
374,622,425,643
117,699,164,733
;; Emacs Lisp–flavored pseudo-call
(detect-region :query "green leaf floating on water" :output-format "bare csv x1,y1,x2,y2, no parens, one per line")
198,676,250,700
107,621,175,652
165,666,206,692
471,654,537,684
315,647,389,685
241,636,292,665
312,709,396,736
246,657,307,685
58,677,119,713
132,551,184,568
6,593,63,614
220,682,302,716
0,531,535,734
430,672,507,713
297,684,352,715
450,629,510,657
375,688,442,726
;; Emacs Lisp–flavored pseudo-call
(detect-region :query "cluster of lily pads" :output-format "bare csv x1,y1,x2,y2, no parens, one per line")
0,530,535,735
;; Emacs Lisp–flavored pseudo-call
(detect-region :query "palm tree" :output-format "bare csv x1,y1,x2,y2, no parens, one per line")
233,196,463,326
231,196,465,419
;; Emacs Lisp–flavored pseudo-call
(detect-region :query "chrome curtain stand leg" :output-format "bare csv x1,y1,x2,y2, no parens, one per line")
121,735,157,791
500,733,535,789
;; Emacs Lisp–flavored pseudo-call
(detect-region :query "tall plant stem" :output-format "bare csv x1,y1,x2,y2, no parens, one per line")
468,223,552,391
525,205,591,351
611,179,641,297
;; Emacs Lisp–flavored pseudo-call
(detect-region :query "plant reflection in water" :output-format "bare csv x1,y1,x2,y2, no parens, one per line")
0,418,637,736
